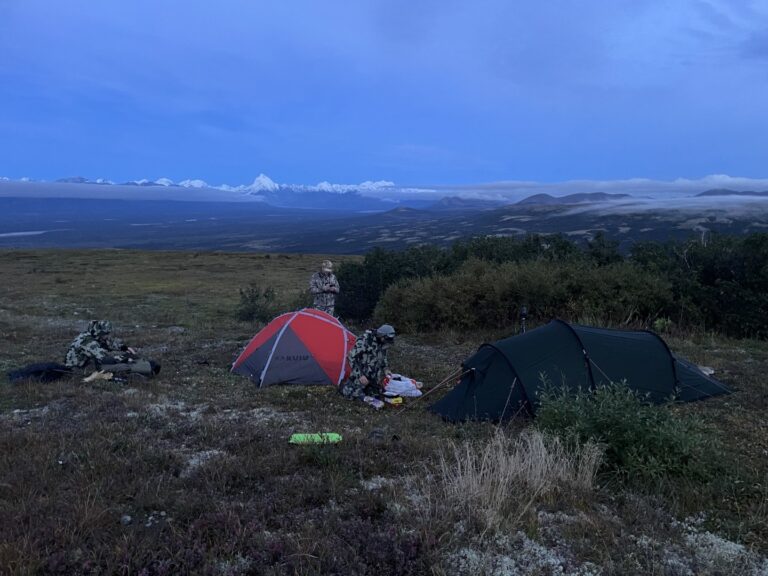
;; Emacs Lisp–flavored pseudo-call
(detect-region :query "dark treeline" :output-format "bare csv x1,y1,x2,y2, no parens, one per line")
335,232,768,339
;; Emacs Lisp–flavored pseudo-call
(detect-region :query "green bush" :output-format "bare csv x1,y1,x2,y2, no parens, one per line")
632,233,768,338
343,232,768,337
449,233,584,265
235,284,279,322
336,235,588,321
535,382,722,486
335,245,453,320
374,259,674,332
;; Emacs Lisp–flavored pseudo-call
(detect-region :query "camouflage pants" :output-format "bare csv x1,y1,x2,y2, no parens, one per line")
340,377,379,400
314,304,335,316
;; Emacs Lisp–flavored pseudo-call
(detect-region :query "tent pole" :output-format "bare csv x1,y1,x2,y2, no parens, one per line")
393,367,470,416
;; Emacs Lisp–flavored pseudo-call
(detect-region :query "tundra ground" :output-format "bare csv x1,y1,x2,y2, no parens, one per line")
1,250,766,575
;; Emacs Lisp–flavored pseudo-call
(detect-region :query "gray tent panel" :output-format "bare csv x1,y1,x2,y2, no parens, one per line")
259,328,329,386
231,332,279,385
231,328,329,387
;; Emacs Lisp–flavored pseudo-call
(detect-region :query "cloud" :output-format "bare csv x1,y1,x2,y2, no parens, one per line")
560,194,768,219
429,174,768,202
204,173,768,204
742,31,768,60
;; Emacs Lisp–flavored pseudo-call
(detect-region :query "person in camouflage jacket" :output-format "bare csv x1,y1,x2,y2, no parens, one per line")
309,260,340,316
65,320,130,369
65,320,158,377
340,324,395,400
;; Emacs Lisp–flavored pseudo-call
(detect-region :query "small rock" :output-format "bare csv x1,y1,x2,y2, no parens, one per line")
367,427,386,442
120,515,132,526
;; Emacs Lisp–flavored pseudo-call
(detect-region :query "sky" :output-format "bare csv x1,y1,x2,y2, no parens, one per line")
2,0,768,190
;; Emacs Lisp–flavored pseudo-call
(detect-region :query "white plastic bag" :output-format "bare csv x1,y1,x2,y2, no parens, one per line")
383,374,423,397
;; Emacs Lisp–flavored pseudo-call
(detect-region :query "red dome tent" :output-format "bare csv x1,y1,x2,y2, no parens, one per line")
231,308,356,387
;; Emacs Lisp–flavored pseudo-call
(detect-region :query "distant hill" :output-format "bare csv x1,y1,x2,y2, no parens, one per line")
427,196,506,211
381,206,430,218
254,189,416,212
517,192,631,205
696,189,768,197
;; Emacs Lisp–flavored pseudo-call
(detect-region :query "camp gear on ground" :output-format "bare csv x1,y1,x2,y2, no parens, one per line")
384,396,403,405
363,396,385,410
383,374,423,397
289,433,342,444
82,370,114,383
430,319,732,422
232,308,356,387
7,362,72,383
394,366,468,416
100,359,157,377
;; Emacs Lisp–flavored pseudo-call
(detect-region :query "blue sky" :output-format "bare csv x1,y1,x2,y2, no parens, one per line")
1,0,768,188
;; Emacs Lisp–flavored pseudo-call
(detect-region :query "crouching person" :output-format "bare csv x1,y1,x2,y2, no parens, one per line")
340,324,395,409
65,320,160,380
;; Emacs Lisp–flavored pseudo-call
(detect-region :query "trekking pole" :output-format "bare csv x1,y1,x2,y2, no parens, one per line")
393,367,471,416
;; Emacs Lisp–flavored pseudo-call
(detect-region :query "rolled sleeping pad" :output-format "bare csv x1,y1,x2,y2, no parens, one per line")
288,433,342,444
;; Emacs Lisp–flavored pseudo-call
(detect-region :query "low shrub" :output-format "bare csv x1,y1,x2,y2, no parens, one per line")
286,288,314,311
535,382,723,487
374,259,674,332
234,284,278,322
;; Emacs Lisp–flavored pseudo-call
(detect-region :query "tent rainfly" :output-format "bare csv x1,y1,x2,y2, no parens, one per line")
231,308,356,387
431,319,731,422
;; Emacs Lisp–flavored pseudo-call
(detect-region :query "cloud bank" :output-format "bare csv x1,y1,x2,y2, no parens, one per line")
3,174,768,206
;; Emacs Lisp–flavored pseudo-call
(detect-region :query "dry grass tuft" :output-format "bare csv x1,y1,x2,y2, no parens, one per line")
432,429,602,533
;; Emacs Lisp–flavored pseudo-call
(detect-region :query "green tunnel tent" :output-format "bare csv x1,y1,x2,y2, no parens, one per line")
430,319,731,422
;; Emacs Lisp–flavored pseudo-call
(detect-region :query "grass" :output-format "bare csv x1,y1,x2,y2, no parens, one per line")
0,249,767,575
432,430,602,534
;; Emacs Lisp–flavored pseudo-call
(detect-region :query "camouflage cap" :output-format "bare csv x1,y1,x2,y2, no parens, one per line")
321,260,333,272
375,324,396,340
88,320,113,335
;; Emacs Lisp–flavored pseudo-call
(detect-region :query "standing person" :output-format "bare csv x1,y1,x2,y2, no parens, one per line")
340,324,396,408
309,259,340,316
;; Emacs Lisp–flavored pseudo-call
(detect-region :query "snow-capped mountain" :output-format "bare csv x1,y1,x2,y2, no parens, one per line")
27,173,429,210
248,173,280,192
177,179,208,188
176,173,434,210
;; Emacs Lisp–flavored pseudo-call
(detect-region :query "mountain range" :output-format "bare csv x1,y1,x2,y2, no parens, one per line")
1,182,766,253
